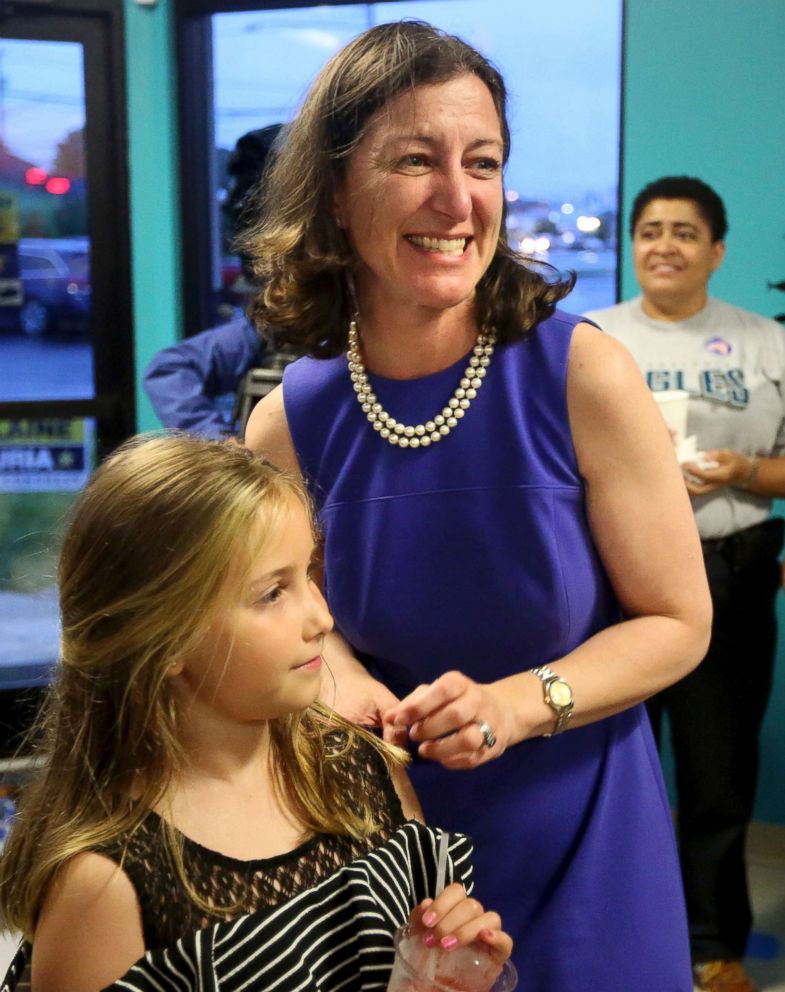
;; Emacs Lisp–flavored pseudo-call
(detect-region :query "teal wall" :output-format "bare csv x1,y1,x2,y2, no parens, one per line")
123,0,785,821
623,0,785,823
622,0,785,312
124,0,182,433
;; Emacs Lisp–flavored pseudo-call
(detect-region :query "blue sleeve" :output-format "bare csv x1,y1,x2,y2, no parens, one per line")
142,316,265,437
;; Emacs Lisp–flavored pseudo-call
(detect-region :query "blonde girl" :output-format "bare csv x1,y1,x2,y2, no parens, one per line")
0,434,511,992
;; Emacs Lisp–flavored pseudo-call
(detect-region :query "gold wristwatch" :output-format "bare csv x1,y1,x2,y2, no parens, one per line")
531,666,574,736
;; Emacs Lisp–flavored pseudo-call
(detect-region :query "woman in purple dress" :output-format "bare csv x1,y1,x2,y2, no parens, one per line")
243,21,711,990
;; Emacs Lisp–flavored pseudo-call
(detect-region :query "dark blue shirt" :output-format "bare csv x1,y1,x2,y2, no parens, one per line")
143,315,265,437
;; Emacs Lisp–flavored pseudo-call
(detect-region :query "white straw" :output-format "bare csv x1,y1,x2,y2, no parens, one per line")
425,830,451,984
435,829,450,896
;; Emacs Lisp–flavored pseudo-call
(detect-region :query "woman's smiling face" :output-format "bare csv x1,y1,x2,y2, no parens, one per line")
633,198,725,316
334,73,505,322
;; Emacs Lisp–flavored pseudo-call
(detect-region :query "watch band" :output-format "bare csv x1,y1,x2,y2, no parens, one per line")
531,665,574,737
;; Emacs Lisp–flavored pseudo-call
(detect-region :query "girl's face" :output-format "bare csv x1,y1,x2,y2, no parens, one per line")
173,498,333,724
334,73,504,322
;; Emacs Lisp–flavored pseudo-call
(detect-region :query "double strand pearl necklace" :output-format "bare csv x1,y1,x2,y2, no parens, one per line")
346,319,497,449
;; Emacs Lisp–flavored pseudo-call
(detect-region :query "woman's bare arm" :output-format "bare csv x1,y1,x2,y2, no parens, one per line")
384,323,712,765
390,763,424,821
244,384,301,474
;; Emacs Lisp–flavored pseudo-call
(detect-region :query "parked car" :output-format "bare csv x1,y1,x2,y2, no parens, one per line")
18,237,91,337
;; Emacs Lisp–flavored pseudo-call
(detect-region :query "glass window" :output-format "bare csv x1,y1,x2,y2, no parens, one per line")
0,417,95,689
0,38,94,401
211,0,621,316
0,7,132,700
19,253,57,273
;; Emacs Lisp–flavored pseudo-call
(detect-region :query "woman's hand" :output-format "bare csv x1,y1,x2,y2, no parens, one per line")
321,630,399,727
324,659,400,727
409,883,512,961
682,448,757,496
382,672,518,768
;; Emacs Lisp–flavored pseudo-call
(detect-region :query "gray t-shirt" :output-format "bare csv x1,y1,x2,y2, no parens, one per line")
585,296,785,539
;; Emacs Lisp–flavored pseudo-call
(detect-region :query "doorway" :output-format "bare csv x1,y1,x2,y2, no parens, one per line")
0,2,133,730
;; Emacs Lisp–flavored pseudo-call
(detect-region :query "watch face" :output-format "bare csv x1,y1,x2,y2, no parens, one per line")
550,680,573,707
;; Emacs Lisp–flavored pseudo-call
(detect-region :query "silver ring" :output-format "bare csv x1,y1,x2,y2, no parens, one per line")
475,720,497,749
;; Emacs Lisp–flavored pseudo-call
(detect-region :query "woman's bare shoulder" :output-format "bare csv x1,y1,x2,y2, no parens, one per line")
243,383,300,475
565,320,677,479
567,321,644,401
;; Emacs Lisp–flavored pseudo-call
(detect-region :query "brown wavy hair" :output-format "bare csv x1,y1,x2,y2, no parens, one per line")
239,19,574,358
0,434,405,939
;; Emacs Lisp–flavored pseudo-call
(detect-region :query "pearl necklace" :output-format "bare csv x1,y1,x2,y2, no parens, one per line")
346,319,497,448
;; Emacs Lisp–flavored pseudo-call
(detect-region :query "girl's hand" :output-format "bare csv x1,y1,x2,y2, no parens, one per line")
382,671,515,768
683,448,755,496
409,885,512,961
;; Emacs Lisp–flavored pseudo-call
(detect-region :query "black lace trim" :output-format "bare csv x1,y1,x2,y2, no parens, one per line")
99,732,404,950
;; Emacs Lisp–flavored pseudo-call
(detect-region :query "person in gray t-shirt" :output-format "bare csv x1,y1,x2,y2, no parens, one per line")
586,176,785,992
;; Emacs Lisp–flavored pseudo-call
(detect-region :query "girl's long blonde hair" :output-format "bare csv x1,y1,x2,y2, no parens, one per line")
0,434,404,939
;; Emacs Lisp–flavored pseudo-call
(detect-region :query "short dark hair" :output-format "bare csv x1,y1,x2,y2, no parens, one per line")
223,124,284,233
629,176,727,242
223,124,284,283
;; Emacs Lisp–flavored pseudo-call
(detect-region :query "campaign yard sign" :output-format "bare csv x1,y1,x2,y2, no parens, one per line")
0,419,92,493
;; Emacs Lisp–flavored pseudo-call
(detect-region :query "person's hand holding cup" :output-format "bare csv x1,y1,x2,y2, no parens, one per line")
388,883,517,992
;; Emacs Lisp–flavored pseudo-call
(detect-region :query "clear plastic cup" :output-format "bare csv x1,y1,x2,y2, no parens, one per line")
387,925,518,992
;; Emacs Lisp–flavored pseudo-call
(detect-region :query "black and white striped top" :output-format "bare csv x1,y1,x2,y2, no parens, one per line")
99,732,411,951
1,823,472,992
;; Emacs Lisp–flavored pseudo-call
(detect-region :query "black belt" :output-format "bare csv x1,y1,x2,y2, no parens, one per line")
701,517,784,571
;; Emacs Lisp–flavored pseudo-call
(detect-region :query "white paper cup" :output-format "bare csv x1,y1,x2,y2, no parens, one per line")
652,389,690,443
387,925,518,992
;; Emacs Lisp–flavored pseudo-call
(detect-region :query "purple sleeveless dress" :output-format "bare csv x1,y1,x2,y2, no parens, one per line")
284,310,692,990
